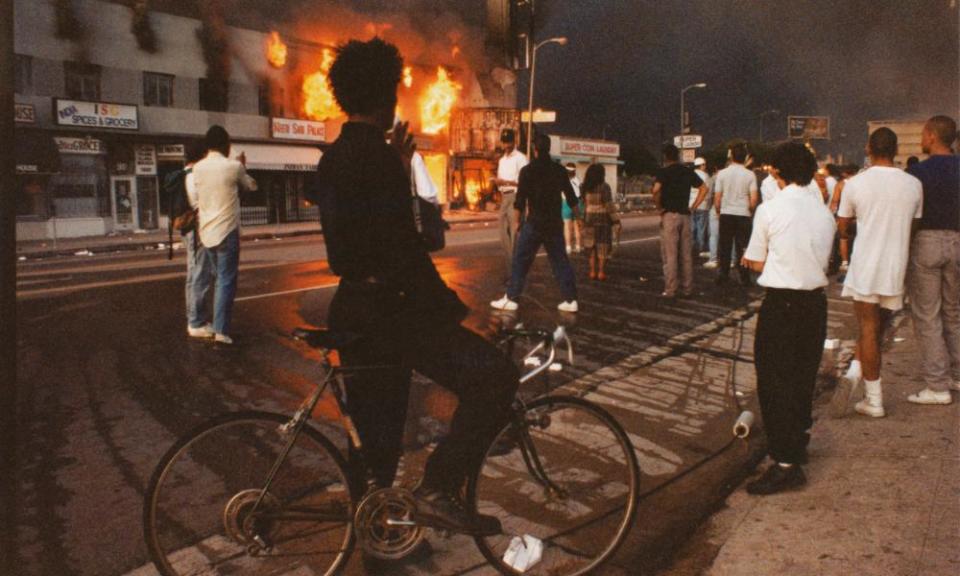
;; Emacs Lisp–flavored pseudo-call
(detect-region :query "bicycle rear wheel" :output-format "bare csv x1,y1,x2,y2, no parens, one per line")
469,396,640,576
144,411,355,576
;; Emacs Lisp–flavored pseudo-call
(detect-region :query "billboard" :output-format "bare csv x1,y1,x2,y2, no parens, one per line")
788,116,830,140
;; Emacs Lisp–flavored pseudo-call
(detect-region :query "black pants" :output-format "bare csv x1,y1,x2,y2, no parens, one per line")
755,288,827,464
718,214,752,281
328,281,519,494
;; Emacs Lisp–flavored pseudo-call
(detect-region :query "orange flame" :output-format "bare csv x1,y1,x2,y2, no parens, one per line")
403,66,413,88
302,49,342,121
420,67,461,135
464,178,482,206
266,31,288,68
451,45,461,59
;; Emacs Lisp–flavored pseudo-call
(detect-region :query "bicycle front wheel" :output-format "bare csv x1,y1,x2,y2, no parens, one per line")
144,411,355,576
469,396,640,576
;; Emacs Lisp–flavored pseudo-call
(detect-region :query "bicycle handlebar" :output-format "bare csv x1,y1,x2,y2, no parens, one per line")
503,325,574,384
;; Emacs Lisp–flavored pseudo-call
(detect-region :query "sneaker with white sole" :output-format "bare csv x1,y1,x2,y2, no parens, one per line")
907,388,952,405
557,300,579,313
703,261,718,269
187,324,215,339
490,295,519,311
214,333,234,345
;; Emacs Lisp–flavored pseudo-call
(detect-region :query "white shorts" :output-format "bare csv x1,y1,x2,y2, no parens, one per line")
841,286,904,311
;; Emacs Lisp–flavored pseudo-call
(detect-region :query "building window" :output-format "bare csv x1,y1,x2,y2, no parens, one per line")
258,82,271,117
15,55,32,94
64,62,101,101
143,72,174,107
199,78,228,112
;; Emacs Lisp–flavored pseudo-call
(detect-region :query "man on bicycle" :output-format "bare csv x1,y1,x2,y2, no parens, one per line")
308,37,519,536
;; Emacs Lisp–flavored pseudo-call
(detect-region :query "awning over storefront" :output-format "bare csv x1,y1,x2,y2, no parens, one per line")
231,143,322,172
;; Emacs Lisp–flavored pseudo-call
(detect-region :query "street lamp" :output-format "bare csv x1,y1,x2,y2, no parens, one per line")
526,36,568,158
680,82,707,135
758,109,780,142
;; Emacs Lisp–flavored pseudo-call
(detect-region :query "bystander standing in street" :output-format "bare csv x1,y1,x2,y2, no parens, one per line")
653,144,707,298
562,162,583,254
581,164,620,281
905,115,960,406
834,128,922,417
491,134,580,312
714,143,759,286
690,156,711,257
179,141,214,339
704,161,721,269
193,125,258,345
741,141,836,495
493,129,528,275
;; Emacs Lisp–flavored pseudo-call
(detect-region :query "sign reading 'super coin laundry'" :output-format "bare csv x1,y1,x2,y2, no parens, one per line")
55,99,139,131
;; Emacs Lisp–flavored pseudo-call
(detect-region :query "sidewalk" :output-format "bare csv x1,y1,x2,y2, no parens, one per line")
661,289,960,576
14,209,500,259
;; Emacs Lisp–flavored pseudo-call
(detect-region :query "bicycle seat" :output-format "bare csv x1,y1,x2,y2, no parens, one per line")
292,327,363,350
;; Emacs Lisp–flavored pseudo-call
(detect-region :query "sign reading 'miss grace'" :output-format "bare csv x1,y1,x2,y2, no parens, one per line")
272,118,326,142
559,138,620,158
55,99,139,131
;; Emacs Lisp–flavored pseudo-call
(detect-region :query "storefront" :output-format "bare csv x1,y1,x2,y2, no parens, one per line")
549,135,622,192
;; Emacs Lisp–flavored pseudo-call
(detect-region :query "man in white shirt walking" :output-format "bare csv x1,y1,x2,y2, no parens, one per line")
714,143,759,285
741,142,836,495
192,125,258,344
493,129,528,273
835,127,922,417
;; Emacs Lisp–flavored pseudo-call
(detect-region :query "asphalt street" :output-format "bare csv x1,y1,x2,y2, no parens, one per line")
12,215,762,575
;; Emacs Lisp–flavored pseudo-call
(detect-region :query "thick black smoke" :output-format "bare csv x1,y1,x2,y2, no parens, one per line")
196,1,232,108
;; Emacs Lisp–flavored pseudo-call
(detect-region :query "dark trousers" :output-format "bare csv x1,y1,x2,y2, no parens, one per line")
755,288,827,465
329,282,519,494
718,214,752,281
507,221,578,302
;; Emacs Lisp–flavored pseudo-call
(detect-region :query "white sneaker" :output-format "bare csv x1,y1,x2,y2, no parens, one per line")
557,300,579,313
187,324,215,339
214,333,234,345
490,295,519,311
699,251,710,258
565,246,572,254
907,388,952,405
703,261,718,269
854,399,885,418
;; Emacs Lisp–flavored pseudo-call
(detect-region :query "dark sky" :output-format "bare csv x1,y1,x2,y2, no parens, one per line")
529,0,960,160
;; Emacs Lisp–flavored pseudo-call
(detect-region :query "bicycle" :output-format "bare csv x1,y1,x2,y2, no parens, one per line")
143,324,640,576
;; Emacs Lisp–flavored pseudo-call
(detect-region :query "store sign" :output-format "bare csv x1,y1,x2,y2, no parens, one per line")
135,145,157,175
673,134,703,149
55,99,139,131
55,136,106,155
788,116,830,140
520,110,557,123
156,144,185,159
271,118,325,142
559,138,620,158
16,164,39,174
15,103,36,124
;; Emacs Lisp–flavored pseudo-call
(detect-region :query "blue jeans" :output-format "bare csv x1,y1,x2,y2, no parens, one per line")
207,228,240,335
708,210,720,262
184,229,214,328
692,210,709,253
507,221,577,302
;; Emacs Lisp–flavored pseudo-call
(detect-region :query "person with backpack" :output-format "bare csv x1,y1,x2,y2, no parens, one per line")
165,141,214,339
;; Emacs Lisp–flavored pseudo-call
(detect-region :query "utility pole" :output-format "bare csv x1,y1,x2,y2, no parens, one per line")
0,0,17,570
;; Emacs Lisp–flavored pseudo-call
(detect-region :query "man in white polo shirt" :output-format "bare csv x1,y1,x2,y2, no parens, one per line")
836,127,922,417
741,142,836,495
714,142,759,285
193,125,258,344
493,129,528,273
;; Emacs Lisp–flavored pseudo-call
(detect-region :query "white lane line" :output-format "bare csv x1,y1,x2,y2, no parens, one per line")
235,282,339,302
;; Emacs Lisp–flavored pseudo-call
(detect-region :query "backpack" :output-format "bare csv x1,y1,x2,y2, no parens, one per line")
164,168,197,259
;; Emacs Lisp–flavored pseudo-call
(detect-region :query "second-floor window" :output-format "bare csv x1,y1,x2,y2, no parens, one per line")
143,72,174,107
64,62,101,101
15,54,32,94
199,78,228,112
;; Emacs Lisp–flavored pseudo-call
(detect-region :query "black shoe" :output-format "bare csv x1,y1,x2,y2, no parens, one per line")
746,464,806,495
413,485,502,536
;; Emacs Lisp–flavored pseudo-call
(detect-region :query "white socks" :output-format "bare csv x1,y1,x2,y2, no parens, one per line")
855,378,885,417
845,359,862,381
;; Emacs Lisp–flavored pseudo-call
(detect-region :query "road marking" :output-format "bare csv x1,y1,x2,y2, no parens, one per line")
235,282,339,302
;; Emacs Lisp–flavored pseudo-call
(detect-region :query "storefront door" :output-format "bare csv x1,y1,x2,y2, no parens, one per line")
110,175,138,231
136,176,159,229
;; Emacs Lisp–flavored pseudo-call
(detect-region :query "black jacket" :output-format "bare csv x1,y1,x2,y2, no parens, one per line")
308,122,467,321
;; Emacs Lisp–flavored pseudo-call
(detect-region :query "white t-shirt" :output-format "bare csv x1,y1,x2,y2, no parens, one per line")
745,184,836,290
193,151,258,247
838,166,923,296
760,174,779,203
411,152,438,205
185,169,198,209
570,176,582,198
825,175,837,205
715,163,757,216
497,149,528,193
689,168,709,210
